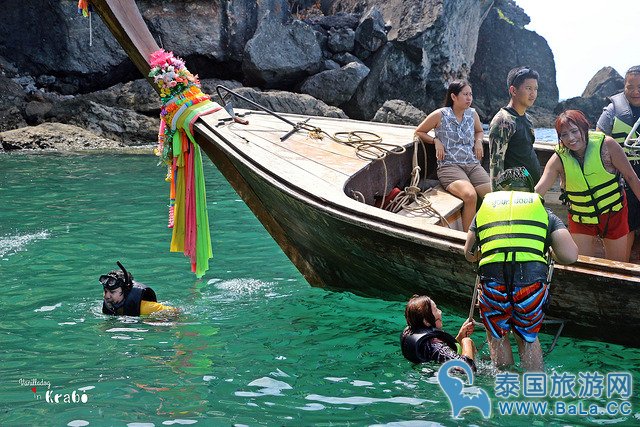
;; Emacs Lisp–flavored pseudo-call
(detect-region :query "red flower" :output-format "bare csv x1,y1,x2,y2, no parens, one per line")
149,49,174,68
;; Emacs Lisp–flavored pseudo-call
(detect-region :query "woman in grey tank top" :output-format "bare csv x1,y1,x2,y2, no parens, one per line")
415,80,491,231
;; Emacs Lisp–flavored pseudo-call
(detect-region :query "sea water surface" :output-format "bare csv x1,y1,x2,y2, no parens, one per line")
1,152,639,426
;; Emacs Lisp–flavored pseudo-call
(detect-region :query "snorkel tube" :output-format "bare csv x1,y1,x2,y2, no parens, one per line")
116,261,133,287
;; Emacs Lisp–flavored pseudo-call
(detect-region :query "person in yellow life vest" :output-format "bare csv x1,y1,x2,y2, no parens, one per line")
100,261,176,316
596,65,640,257
464,167,578,372
537,110,640,262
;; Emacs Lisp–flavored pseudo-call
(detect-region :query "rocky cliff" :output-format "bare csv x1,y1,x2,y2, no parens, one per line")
470,1,558,124
0,0,587,150
556,66,624,126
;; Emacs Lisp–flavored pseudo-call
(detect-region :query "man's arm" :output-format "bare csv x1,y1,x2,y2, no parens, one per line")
596,104,615,135
488,111,515,190
550,228,578,264
140,300,177,315
548,211,578,264
464,218,480,262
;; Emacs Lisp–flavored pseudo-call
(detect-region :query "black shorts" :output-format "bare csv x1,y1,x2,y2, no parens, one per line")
625,163,640,232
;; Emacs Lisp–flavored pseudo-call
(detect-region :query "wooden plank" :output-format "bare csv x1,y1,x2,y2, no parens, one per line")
201,115,361,186
235,111,417,161
199,116,356,200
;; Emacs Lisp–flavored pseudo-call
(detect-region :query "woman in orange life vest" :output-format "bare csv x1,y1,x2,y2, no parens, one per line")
535,110,640,261
400,295,476,369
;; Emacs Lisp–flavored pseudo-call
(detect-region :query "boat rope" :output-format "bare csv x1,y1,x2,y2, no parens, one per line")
383,138,449,226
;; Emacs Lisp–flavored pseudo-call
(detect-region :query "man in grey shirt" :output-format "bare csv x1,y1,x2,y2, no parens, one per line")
596,65,640,257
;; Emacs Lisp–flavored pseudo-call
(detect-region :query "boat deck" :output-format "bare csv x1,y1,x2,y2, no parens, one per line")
199,110,465,231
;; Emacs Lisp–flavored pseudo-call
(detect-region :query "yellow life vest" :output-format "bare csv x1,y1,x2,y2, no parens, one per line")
611,117,640,161
556,131,623,224
476,191,549,267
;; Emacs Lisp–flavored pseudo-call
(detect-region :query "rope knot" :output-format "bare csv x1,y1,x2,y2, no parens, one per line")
405,185,421,197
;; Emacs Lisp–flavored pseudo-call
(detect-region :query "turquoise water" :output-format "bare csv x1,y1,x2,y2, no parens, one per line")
1,152,639,426
535,128,558,142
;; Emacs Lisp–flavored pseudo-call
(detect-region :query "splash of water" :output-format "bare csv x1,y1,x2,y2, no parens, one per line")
0,230,50,258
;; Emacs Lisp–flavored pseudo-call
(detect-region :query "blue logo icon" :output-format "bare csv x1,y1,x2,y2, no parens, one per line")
437,359,491,418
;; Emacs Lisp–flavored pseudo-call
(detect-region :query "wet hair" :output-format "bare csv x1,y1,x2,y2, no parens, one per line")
554,110,590,149
625,65,640,80
507,66,539,91
404,295,437,331
444,79,471,108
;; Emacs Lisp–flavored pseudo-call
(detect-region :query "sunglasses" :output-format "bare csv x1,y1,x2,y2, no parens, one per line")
99,274,126,291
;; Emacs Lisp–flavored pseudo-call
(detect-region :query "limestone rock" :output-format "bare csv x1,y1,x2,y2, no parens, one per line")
331,0,494,120
372,100,426,126
554,67,625,126
300,62,370,106
304,12,360,30
554,97,608,127
24,101,53,125
0,0,137,92
0,123,124,151
81,79,160,114
354,6,387,53
0,74,27,131
470,6,558,123
321,60,342,71
582,67,624,99
0,106,27,133
0,0,572,145
327,27,356,53
332,52,363,66
243,15,323,88
229,87,347,118
45,98,158,145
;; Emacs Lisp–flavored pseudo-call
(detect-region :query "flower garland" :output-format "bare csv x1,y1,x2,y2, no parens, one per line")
149,49,209,164
148,49,221,278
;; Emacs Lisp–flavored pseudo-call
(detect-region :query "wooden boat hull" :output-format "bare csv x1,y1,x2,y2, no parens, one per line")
194,113,640,347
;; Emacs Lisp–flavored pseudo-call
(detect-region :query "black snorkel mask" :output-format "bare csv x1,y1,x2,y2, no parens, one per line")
99,261,133,291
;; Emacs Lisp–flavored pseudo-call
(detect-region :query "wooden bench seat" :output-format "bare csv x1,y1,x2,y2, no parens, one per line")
395,185,463,230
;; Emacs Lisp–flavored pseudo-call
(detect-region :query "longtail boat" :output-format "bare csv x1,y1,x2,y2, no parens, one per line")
88,0,640,347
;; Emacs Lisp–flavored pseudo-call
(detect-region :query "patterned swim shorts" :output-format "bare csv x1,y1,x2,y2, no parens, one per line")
479,280,548,343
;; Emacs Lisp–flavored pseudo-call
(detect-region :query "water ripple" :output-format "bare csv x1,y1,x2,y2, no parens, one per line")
306,394,429,406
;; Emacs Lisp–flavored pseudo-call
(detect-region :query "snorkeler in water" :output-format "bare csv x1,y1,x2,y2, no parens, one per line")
100,261,175,316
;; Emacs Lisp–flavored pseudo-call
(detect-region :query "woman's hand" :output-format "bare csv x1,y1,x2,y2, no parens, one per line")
455,319,475,342
435,138,445,161
474,140,484,160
